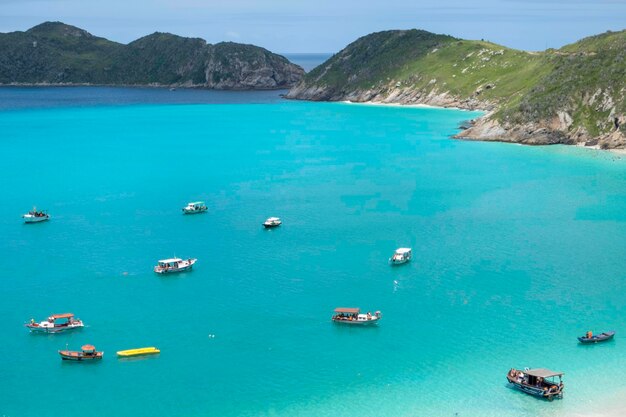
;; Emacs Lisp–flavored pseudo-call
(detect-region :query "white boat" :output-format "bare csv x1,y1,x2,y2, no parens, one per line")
263,217,282,228
332,308,382,325
25,313,84,333
22,207,49,223
182,201,207,214
389,247,412,265
154,257,197,274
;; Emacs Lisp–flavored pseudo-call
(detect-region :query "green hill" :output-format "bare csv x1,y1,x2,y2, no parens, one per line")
0,22,304,89
287,29,626,149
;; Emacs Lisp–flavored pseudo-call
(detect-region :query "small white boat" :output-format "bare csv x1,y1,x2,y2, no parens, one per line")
389,247,412,265
263,217,282,228
332,308,382,325
22,207,49,223
25,313,84,333
182,201,207,214
154,257,197,274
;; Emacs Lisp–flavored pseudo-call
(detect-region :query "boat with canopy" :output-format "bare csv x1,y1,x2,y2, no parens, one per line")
506,368,564,401
58,344,103,361
182,201,207,214
154,258,197,274
26,313,84,333
331,307,381,325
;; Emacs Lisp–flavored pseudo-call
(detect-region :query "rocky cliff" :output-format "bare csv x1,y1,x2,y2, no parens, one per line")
287,29,626,149
0,22,304,89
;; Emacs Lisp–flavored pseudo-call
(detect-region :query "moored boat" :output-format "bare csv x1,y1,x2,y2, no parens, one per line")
117,347,160,357
389,248,411,265
263,217,282,228
578,330,615,344
22,207,49,223
182,201,207,214
58,344,103,361
332,307,381,325
26,313,84,333
506,368,564,401
154,258,197,274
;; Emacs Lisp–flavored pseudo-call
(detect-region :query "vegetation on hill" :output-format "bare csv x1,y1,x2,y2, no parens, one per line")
0,22,304,89
288,29,626,149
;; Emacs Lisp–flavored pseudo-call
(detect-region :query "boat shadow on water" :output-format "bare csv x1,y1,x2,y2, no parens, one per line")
117,354,160,363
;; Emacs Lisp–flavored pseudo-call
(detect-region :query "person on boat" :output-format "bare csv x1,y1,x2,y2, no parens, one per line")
586,330,593,339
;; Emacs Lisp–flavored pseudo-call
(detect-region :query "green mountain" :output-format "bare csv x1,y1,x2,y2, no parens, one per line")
286,29,626,149
0,22,304,89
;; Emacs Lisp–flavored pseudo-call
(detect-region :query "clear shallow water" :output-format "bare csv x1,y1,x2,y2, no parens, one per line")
0,94,625,417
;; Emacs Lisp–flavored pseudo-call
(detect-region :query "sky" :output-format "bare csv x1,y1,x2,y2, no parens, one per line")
1,0,625,53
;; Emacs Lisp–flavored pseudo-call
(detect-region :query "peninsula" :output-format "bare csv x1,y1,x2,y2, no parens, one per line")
0,22,304,89
287,29,626,149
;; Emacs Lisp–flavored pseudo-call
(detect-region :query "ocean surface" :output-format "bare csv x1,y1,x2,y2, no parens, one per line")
1,88,626,417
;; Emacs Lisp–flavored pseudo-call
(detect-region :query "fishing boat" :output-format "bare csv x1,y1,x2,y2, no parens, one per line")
25,313,84,333
506,368,564,401
263,217,282,228
117,347,160,357
332,308,382,325
22,207,49,223
578,330,615,344
182,201,207,214
389,248,412,265
154,258,197,274
58,344,103,361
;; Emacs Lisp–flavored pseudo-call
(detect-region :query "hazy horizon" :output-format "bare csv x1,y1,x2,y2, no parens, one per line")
1,0,625,54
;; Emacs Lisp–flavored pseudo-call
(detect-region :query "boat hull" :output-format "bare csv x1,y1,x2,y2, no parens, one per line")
506,377,563,400
578,331,615,343
182,207,207,214
117,347,160,357
26,323,83,333
389,259,409,265
23,215,49,223
263,223,281,228
332,316,381,325
59,350,103,361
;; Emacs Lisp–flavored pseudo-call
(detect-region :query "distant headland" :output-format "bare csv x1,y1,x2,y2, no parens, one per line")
286,29,626,150
0,22,304,90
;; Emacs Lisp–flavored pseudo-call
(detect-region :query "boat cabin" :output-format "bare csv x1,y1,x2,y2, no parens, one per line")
263,217,282,228
154,257,197,274
390,247,412,264
182,201,207,214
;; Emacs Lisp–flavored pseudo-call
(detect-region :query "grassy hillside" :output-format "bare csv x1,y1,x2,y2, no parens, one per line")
0,22,304,89
289,28,626,148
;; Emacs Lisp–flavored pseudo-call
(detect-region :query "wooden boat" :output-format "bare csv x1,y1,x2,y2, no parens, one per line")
22,207,49,223
332,307,382,325
117,347,160,357
578,330,615,344
25,313,84,333
389,248,412,265
506,368,564,401
263,217,282,228
154,257,197,274
59,344,103,361
182,201,207,214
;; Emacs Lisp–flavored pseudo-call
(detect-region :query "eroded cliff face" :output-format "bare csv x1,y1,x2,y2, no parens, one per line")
205,44,304,89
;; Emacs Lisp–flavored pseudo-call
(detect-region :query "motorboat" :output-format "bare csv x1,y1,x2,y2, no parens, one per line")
58,344,103,361
506,368,564,401
22,207,49,223
331,308,381,325
117,347,160,357
182,201,207,214
389,248,412,265
578,330,615,344
154,257,197,274
25,313,84,333
263,217,282,228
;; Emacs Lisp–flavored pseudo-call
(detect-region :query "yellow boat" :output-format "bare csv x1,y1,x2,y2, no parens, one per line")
116,347,160,357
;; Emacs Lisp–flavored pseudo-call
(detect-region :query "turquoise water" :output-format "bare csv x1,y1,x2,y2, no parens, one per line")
1,98,626,417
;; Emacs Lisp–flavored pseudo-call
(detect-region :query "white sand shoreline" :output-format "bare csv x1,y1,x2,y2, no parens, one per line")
341,100,486,112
